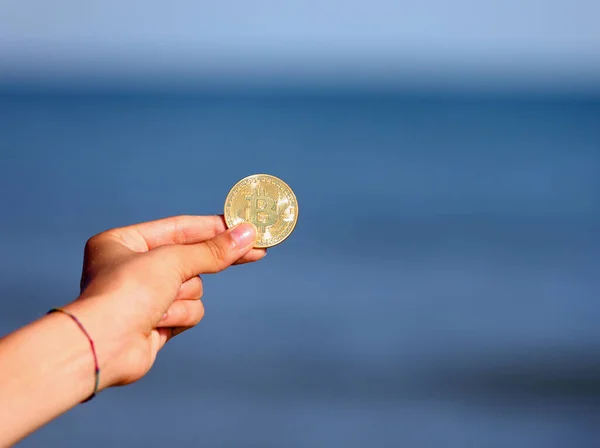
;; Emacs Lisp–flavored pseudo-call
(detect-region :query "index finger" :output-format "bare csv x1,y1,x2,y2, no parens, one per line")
107,215,228,252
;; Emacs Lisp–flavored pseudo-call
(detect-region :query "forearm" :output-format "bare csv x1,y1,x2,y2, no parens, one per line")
0,310,97,447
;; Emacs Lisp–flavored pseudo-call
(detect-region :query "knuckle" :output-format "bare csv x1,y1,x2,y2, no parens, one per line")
176,276,203,300
84,233,103,254
171,215,189,245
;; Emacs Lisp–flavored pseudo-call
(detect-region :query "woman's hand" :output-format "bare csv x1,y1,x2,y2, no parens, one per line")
63,215,264,391
0,214,265,446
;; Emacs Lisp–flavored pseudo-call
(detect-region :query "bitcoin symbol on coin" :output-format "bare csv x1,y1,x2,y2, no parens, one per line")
244,188,278,231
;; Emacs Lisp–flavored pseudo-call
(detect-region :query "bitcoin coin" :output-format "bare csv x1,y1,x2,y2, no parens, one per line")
224,174,298,248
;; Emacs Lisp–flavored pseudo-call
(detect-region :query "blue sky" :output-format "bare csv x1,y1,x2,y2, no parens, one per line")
1,0,599,88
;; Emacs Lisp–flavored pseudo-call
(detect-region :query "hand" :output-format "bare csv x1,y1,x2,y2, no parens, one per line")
62,215,264,391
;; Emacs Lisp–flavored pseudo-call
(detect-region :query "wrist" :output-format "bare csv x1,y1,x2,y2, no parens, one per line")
62,295,129,392
41,311,102,398
0,309,108,445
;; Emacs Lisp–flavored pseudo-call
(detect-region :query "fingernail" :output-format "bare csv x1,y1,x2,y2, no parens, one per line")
230,223,256,247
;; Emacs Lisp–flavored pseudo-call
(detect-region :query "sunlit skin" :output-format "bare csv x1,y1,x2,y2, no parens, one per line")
0,215,265,447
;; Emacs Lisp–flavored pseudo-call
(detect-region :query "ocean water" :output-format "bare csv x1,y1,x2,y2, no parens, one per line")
1,88,600,447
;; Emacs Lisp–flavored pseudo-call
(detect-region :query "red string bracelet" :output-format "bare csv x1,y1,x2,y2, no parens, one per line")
47,308,100,403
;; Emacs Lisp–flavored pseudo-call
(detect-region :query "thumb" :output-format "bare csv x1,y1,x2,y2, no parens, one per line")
163,222,258,280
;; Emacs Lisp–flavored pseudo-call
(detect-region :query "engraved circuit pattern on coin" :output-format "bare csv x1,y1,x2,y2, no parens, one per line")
224,174,298,248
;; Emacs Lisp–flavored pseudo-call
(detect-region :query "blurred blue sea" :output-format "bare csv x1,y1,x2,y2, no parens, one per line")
1,86,600,447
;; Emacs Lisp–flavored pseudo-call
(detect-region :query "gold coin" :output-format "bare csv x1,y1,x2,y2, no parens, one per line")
224,174,299,248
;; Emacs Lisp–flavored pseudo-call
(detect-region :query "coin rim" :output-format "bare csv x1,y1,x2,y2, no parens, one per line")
223,173,299,248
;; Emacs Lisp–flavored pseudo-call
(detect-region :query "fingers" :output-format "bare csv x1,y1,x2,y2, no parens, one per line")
158,299,205,328
175,276,203,300
172,249,265,300
155,299,205,349
155,326,189,350
162,222,258,280
106,215,229,252
234,248,267,265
